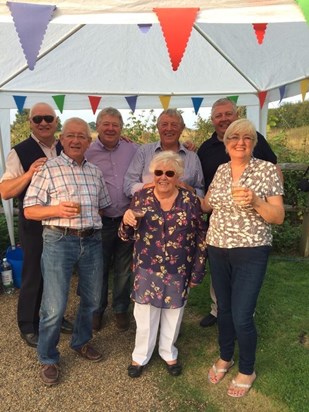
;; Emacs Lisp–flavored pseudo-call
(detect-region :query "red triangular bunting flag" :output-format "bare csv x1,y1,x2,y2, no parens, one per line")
7,2,56,70
153,8,199,71
13,95,27,113
125,96,138,113
52,95,65,113
88,96,101,114
252,23,268,45
258,91,268,108
191,97,203,115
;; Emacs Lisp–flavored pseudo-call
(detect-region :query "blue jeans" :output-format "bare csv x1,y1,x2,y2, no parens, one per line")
207,245,270,375
95,217,133,314
38,227,103,365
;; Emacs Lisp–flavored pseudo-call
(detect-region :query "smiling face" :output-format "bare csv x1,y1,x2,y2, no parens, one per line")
96,114,122,149
157,114,185,150
224,119,257,163
153,162,178,196
60,119,92,164
29,103,58,146
211,101,238,141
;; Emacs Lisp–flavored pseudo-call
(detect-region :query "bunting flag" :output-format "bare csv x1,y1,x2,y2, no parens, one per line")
13,95,26,113
300,78,309,101
7,2,56,70
52,95,65,113
191,97,203,115
159,95,171,110
258,91,268,108
137,24,152,34
153,8,199,71
88,96,101,114
296,0,309,25
279,85,286,103
252,23,268,45
125,96,138,113
227,95,239,104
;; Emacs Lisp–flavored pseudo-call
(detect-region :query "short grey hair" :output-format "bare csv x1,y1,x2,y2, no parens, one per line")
211,98,237,117
96,107,124,128
223,118,258,147
157,109,185,128
149,151,184,177
61,117,92,138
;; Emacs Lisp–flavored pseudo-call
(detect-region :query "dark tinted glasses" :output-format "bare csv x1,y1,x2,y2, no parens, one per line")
154,170,176,178
32,115,55,124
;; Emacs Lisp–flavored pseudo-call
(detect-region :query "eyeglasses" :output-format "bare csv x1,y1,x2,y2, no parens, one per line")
154,170,176,177
62,133,89,140
32,115,55,124
226,135,254,143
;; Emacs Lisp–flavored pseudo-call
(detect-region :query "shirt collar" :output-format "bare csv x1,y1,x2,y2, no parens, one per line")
60,150,87,166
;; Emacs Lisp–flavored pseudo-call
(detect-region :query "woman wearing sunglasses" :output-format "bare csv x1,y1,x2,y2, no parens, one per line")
119,151,207,378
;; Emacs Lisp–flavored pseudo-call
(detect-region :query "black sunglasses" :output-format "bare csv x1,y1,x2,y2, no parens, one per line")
32,115,55,124
154,170,176,177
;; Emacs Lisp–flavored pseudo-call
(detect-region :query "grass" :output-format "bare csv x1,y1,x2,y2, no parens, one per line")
153,258,309,412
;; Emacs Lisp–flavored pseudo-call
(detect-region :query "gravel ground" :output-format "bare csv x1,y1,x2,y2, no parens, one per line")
0,276,175,412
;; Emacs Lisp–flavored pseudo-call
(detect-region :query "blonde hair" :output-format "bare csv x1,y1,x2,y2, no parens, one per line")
223,118,258,147
149,151,184,177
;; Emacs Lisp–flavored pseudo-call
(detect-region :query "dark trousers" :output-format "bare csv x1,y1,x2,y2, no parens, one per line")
17,216,43,334
207,245,270,375
95,216,133,315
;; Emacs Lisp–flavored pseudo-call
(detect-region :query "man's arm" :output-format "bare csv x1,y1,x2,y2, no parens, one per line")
123,146,147,197
24,202,80,221
0,156,47,200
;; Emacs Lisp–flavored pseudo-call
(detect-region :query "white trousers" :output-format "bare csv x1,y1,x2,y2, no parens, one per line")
132,303,185,366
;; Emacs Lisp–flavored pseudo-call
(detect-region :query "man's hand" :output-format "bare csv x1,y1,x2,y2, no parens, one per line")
27,157,48,177
182,140,197,152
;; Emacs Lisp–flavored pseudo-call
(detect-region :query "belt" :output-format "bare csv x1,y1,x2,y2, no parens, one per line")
102,216,123,222
47,225,100,237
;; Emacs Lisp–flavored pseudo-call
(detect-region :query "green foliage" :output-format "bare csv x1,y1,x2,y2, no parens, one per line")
187,115,214,147
268,100,309,129
123,110,158,144
88,121,96,131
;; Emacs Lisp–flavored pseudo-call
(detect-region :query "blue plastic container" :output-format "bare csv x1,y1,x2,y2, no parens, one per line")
6,246,23,288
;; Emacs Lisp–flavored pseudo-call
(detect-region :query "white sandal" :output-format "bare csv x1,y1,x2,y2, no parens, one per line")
208,359,234,384
227,374,256,398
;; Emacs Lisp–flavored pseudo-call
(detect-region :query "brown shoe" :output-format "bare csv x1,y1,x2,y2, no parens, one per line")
92,313,103,331
73,343,103,362
115,312,130,331
40,364,60,386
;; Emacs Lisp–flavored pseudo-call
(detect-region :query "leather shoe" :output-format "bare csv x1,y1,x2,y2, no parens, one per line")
92,313,103,331
60,317,73,334
166,361,182,376
40,364,59,386
199,313,217,328
115,312,130,331
73,343,103,362
20,332,38,348
128,364,144,378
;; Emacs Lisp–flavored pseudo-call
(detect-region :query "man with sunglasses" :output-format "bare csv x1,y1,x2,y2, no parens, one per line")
124,108,204,197
0,102,73,348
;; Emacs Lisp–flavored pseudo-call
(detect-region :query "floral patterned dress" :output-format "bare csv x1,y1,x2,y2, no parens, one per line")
118,188,207,309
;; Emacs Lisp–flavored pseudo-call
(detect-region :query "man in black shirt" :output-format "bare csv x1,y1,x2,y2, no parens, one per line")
197,98,281,327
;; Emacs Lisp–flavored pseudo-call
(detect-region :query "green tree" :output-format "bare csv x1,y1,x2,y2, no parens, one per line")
123,110,158,144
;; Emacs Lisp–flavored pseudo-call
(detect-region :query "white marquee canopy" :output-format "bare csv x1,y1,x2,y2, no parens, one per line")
0,0,309,245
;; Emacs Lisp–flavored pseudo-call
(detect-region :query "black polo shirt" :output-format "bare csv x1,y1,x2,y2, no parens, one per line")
197,131,277,192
